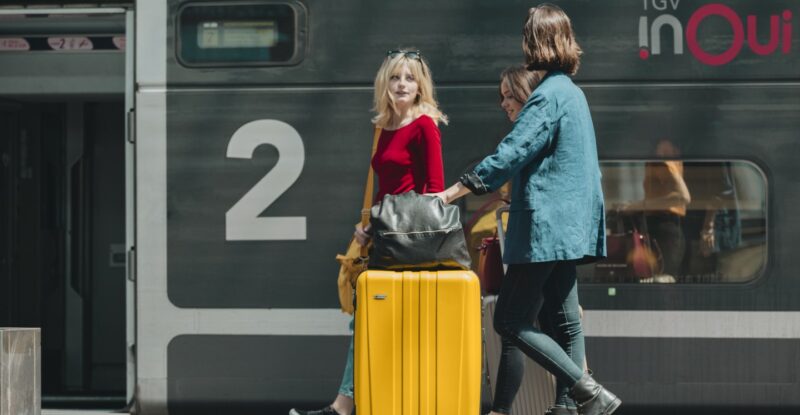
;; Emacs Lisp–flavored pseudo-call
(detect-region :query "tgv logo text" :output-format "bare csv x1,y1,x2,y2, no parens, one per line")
638,0,793,66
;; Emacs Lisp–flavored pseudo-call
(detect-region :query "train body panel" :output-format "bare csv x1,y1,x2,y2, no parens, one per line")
136,0,800,412
0,0,798,413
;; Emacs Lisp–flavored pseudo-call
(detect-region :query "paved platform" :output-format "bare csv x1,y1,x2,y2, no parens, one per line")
43,411,123,415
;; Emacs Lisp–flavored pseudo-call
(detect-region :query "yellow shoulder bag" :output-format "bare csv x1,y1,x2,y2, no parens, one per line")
335,127,381,314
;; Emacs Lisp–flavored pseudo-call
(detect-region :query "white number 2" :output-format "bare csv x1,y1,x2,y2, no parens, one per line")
226,120,306,241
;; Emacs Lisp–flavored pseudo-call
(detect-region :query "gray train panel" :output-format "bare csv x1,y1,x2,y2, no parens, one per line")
165,87,509,308
167,335,350,414
163,335,800,411
579,84,800,311
143,1,800,412
165,0,800,86
166,84,799,310
586,337,800,407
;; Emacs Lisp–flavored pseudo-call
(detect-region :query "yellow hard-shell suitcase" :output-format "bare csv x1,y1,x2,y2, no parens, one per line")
355,270,482,415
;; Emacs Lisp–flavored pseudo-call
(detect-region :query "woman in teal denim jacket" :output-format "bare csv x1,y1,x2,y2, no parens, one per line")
465,68,606,265
432,5,619,415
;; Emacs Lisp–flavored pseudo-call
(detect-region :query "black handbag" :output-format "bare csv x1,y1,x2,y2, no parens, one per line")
369,191,472,270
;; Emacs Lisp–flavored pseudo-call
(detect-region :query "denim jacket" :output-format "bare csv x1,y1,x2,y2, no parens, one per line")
462,72,606,264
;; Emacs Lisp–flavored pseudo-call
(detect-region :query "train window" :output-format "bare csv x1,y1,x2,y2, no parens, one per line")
177,1,306,67
460,160,767,285
585,160,766,284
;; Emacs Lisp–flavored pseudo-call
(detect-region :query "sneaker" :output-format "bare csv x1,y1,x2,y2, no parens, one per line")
289,407,338,415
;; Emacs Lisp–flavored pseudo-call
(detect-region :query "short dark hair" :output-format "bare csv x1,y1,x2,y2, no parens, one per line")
522,4,582,75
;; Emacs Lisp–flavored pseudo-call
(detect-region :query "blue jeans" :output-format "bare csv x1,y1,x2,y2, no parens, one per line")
492,261,586,413
338,318,355,398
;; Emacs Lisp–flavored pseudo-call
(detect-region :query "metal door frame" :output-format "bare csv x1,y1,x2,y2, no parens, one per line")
124,7,136,408
0,5,135,407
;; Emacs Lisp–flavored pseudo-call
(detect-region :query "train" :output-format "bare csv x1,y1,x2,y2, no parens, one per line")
1,0,798,414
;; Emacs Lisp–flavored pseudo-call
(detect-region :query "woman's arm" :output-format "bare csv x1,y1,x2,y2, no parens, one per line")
429,93,552,204
700,208,716,257
665,161,691,205
418,117,445,192
470,92,553,193
628,161,691,211
429,182,472,205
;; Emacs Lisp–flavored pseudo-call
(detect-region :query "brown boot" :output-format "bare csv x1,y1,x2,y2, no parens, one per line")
568,374,621,415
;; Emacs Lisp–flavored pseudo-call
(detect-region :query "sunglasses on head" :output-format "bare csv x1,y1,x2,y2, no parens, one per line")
387,50,422,60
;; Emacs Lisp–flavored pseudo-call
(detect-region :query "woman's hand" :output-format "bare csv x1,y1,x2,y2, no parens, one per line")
427,191,448,203
426,182,472,205
700,227,715,257
354,223,372,246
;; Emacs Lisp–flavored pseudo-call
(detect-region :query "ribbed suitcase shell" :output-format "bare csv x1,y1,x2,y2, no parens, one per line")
355,270,482,415
482,295,556,415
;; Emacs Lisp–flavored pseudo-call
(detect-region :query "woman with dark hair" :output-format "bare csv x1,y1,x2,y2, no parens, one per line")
430,5,620,415
498,64,588,415
499,64,544,122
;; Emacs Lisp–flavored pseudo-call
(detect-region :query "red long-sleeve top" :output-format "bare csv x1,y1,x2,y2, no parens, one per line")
371,115,445,203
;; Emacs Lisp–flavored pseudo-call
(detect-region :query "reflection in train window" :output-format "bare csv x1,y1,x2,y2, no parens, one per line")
177,2,306,67
459,161,767,285
584,160,766,284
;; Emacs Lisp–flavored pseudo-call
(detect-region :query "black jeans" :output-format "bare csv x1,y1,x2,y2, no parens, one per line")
492,261,586,414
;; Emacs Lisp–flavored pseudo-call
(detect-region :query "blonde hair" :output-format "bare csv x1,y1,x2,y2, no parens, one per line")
522,4,582,75
372,51,448,128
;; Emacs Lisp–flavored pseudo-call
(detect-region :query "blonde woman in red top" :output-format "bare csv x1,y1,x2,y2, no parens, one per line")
290,49,447,415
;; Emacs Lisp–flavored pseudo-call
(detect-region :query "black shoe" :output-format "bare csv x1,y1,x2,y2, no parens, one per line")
545,407,578,415
289,406,338,415
569,374,621,415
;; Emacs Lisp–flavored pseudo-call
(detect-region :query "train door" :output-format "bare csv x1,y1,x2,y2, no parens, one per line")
0,6,133,409
0,100,23,328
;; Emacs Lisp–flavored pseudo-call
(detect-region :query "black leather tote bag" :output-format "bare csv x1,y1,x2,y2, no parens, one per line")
369,191,471,270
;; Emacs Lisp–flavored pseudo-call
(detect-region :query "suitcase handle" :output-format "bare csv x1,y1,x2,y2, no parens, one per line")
495,206,510,274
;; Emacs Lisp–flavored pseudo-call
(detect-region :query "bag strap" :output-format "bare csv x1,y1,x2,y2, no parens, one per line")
359,127,382,257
